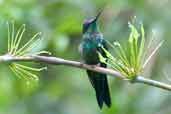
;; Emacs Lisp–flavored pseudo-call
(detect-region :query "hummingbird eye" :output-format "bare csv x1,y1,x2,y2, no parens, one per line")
82,23,90,33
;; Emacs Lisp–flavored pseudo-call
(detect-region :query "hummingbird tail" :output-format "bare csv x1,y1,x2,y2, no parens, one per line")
87,70,111,109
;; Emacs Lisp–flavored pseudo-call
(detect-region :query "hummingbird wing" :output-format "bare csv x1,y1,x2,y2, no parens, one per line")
87,64,111,109
87,39,111,108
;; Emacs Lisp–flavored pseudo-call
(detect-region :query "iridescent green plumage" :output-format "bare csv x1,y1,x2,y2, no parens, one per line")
80,12,111,108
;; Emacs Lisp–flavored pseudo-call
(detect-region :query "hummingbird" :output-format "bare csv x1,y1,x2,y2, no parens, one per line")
80,12,111,109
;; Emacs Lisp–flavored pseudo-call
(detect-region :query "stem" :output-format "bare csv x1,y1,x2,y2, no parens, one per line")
0,54,171,91
135,76,171,91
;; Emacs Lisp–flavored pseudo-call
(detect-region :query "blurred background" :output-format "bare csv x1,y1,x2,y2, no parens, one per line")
0,0,171,114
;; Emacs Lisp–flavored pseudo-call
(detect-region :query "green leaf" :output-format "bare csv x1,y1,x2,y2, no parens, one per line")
6,22,47,82
103,22,162,79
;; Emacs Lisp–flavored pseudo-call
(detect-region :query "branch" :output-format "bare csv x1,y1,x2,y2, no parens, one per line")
0,54,171,91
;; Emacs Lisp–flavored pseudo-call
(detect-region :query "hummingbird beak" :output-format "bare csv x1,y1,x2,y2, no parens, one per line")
92,11,102,23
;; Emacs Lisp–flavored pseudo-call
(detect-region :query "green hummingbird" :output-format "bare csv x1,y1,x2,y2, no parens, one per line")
80,12,111,109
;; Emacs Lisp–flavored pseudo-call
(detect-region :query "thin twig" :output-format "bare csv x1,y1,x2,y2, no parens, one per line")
0,54,171,91
135,76,171,91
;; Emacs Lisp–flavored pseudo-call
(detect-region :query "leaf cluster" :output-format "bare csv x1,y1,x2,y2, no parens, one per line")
99,23,163,80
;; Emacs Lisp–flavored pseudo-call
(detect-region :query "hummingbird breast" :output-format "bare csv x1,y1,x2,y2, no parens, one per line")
81,33,103,64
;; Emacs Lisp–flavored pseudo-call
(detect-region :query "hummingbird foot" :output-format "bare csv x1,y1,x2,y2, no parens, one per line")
89,64,100,69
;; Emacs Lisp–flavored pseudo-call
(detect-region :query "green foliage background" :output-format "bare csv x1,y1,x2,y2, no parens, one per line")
0,0,171,114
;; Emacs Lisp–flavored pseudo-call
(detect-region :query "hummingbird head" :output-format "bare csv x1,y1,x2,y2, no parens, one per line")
82,11,102,34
